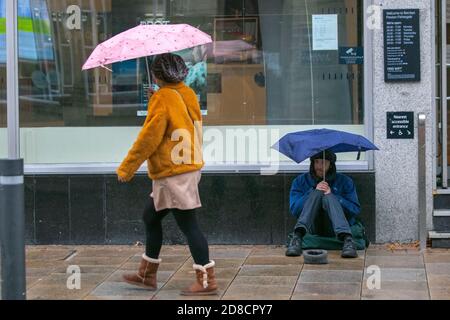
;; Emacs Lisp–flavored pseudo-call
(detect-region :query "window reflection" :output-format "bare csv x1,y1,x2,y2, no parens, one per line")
9,0,363,128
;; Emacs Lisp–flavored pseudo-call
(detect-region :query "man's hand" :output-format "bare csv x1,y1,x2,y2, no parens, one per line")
117,175,128,183
316,181,331,195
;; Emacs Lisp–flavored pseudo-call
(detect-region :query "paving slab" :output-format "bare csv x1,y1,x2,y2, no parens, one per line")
362,268,427,282
90,281,156,298
238,265,302,277
26,267,55,277
52,265,118,274
303,259,364,271
170,267,239,280
26,260,66,269
427,274,450,288
365,256,424,269
121,261,182,272
245,256,303,265
361,290,429,300
35,273,109,287
84,295,151,300
209,248,252,259
152,290,221,300
231,276,297,287
424,254,450,264
429,288,450,300
159,246,189,255
106,269,174,283
27,284,94,300
292,282,361,300
366,248,422,256
248,246,287,256
129,254,188,264
26,249,75,261
64,256,129,266
299,270,363,283
324,250,366,260
361,281,429,300
181,258,246,269
158,278,231,292
424,263,450,274
222,285,294,300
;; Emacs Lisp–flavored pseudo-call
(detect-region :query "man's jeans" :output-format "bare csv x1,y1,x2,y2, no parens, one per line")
294,190,352,238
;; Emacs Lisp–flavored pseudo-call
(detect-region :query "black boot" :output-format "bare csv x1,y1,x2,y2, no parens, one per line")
341,235,358,258
286,232,303,257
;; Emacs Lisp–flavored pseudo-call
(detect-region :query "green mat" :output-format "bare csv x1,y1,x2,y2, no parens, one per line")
287,220,370,250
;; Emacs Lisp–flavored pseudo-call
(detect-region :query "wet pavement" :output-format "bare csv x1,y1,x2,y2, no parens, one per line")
23,245,450,300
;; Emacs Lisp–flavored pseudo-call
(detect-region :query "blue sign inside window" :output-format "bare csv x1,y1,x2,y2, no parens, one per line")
339,47,364,65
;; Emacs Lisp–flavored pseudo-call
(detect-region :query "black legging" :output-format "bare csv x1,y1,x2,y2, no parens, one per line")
142,197,210,265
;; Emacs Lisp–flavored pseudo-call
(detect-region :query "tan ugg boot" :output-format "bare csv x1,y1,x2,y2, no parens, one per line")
122,254,161,290
180,260,218,296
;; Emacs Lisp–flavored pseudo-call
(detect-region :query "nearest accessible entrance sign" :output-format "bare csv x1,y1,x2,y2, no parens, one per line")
387,112,414,139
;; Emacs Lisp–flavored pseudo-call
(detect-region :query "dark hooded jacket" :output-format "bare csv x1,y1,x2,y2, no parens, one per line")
289,151,361,225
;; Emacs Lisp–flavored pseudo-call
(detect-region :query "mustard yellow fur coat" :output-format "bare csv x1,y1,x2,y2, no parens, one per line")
117,82,204,181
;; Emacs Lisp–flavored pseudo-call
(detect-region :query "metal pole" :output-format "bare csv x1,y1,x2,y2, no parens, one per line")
6,0,19,159
0,159,26,300
2,0,26,300
418,113,427,251
441,0,448,188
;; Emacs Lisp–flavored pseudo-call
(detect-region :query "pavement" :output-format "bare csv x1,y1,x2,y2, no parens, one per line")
23,244,450,300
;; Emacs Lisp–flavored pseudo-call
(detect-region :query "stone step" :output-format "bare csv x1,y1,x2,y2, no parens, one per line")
429,231,450,238
433,194,450,209
429,231,450,248
433,214,450,231
433,209,450,217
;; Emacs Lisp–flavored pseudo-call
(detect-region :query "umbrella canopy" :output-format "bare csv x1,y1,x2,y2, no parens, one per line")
82,24,212,71
272,128,379,164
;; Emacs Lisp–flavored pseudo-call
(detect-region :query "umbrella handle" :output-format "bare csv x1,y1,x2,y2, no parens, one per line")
145,57,152,86
100,64,113,72
323,150,326,183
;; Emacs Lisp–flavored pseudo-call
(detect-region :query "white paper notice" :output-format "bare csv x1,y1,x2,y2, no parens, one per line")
312,14,338,51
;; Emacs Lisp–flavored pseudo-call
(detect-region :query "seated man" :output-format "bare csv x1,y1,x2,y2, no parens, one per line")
286,150,360,258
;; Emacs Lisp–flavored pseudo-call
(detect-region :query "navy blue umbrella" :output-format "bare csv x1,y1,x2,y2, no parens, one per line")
272,128,379,165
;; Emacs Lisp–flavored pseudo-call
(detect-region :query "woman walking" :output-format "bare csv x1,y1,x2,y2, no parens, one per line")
116,53,217,296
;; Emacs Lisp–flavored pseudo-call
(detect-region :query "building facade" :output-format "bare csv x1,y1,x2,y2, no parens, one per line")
1,0,448,246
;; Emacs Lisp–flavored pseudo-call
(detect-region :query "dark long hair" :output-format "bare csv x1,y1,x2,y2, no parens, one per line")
151,53,189,83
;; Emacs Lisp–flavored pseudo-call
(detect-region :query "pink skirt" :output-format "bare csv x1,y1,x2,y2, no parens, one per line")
150,170,202,212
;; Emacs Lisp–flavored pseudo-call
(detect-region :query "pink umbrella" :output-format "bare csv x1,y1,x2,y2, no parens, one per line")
82,24,212,75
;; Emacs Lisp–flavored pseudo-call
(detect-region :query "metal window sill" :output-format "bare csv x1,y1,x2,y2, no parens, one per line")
24,161,370,175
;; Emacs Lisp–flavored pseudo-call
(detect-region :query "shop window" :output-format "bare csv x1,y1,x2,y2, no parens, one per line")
12,0,365,166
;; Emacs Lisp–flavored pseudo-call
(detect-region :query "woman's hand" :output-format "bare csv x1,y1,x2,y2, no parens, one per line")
147,85,157,100
147,88,154,101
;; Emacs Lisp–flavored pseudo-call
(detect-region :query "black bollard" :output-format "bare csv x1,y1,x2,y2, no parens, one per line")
0,159,26,300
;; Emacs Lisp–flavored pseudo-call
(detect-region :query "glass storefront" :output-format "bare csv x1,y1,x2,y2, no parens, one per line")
4,0,367,168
